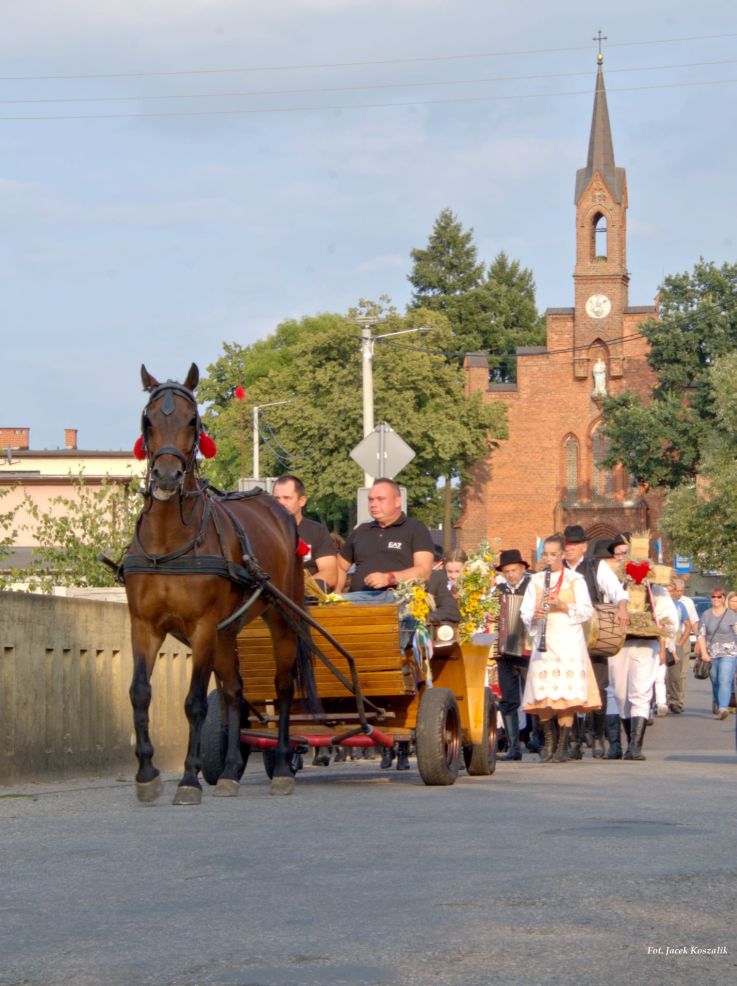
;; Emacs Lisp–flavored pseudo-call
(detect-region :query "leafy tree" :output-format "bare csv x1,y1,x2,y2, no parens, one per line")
5,477,139,592
0,490,19,568
409,212,545,379
408,208,484,308
198,304,507,531
661,353,737,581
602,258,737,489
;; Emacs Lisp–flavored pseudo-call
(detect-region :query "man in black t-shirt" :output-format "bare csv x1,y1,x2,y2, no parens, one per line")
338,478,434,592
273,474,338,590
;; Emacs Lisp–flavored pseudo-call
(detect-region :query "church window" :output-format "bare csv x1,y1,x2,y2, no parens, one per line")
592,426,613,496
564,436,579,494
592,212,608,260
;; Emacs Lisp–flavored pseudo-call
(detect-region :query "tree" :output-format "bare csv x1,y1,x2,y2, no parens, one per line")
198,304,507,531
5,477,139,592
408,208,484,308
602,258,737,489
409,212,545,379
660,352,737,581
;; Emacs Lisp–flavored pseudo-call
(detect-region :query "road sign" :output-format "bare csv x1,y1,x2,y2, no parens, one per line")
674,554,692,574
349,422,415,479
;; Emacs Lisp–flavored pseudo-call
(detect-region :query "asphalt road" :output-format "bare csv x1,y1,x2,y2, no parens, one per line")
1,672,735,986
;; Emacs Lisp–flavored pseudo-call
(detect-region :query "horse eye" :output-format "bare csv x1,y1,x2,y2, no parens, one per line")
189,416,198,428
142,414,151,430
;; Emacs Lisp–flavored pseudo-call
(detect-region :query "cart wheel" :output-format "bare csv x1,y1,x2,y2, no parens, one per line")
262,749,301,779
201,691,249,786
416,687,461,786
463,688,497,776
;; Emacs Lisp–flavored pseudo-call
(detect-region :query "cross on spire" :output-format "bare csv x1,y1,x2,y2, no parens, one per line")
593,29,607,63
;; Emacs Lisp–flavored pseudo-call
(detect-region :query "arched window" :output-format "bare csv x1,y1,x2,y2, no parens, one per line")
592,426,612,496
592,212,608,260
564,435,579,495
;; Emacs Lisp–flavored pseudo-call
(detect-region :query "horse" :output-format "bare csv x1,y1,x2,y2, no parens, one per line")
123,363,316,804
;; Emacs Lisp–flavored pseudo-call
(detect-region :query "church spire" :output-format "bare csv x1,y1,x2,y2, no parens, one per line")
575,50,625,204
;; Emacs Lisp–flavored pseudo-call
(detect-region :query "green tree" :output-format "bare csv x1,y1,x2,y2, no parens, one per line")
7,477,139,592
602,258,737,489
408,208,484,308
408,212,545,379
661,352,737,581
198,304,507,531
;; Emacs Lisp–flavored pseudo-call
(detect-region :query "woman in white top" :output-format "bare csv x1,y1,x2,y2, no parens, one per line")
521,534,600,762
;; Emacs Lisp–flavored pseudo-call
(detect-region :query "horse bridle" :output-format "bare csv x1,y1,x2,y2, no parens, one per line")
141,380,202,499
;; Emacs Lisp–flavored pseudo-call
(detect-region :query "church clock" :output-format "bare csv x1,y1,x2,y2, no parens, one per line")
585,293,611,319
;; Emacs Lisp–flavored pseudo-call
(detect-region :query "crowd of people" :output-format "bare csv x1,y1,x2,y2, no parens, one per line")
273,473,734,768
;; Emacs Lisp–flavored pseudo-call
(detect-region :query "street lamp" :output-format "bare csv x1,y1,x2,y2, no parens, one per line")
252,398,295,479
355,317,429,486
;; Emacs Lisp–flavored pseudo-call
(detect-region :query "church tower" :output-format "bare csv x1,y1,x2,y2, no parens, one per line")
458,49,660,559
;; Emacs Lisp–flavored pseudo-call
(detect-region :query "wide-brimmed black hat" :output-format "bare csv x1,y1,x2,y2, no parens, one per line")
563,524,588,544
607,534,629,556
496,548,530,571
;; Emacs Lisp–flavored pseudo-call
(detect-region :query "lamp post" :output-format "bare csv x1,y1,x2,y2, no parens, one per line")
355,317,429,486
251,398,295,480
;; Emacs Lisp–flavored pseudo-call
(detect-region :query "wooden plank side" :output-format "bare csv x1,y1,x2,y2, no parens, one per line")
244,669,410,701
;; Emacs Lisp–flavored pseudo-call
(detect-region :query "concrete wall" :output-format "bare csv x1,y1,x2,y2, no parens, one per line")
0,592,192,784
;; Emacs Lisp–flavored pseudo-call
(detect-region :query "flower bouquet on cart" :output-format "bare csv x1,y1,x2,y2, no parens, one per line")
393,578,436,681
454,539,501,644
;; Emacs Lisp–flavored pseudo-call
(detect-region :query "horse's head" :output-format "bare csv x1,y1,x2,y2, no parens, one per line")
139,363,202,501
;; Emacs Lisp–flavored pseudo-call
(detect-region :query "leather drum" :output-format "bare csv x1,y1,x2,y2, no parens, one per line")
586,603,626,658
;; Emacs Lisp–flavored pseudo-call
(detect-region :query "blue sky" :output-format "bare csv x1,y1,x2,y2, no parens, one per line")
1,0,736,450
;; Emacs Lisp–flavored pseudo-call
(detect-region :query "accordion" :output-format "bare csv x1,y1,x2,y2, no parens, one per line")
497,592,532,658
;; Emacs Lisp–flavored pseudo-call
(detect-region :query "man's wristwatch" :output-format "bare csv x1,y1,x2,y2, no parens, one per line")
386,572,398,587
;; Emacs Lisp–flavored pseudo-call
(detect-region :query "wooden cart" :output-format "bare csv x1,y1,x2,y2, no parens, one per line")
201,602,496,787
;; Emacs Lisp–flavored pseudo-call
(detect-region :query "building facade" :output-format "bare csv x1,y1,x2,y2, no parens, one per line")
458,58,662,561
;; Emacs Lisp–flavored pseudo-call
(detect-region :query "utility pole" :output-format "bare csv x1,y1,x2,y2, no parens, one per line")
355,318,429,486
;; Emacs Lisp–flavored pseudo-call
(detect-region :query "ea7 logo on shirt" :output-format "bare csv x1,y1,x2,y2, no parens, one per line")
388,541,403,550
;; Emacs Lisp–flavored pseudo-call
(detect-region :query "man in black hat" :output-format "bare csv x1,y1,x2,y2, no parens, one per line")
495,548,533,761
562,524,628,758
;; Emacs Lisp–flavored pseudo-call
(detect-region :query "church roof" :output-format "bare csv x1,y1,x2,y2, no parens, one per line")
575,62,626,205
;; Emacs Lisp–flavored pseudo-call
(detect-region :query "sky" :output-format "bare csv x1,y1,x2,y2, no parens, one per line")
1,0,736,450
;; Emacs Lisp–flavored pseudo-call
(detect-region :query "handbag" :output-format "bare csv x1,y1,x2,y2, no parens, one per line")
693,656,712,680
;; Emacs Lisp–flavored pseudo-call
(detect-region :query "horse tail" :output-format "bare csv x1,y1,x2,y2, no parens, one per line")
294,623,323,717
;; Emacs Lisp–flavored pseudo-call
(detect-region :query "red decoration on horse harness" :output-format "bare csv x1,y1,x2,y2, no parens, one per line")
234,385,246,401
296,538,311,558
625,560,651,585
133,436,147,460
197,433,218,458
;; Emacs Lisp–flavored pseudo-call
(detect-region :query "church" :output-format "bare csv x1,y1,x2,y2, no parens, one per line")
458,53,663,561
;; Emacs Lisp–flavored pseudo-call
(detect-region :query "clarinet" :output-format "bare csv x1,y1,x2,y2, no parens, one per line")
538,566,551,653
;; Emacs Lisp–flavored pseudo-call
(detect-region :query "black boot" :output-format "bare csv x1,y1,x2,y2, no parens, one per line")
568,717,583,760
501,715,522,761
396,741,411,770
622,717,631,742
623,716,647,760
591,711,606,759
380,744,395,769
552,725,571,762
605,715,622,759
334,746,347,763
539,719,555,762
524,716,541,755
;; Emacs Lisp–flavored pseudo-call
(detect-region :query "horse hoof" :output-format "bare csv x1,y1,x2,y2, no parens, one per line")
213,778,240,798
270,775,295,796
136,776,163,804
171,785,202,806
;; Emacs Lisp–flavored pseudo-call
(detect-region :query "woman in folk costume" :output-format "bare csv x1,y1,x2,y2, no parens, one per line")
520,533,601,762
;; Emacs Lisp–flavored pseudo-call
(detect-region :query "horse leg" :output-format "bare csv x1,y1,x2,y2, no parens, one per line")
267,616,298,796
172,630,215,806
213,636,244,797
129,621,165,804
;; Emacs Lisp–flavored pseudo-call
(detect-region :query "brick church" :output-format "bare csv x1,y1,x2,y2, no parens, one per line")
458,55,662,561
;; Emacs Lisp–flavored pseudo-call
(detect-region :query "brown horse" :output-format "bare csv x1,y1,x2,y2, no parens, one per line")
124,363,314,804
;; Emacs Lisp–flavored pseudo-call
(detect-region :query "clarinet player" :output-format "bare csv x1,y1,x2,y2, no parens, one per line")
520,534,600,762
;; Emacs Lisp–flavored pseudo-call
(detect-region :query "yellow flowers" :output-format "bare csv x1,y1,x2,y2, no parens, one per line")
455,538,501,642
394,579,434,627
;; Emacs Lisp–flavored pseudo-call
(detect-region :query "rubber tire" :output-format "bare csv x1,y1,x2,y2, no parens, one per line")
262,749,301,779
463,688,497,776
415,687,461,786
201,690,248,786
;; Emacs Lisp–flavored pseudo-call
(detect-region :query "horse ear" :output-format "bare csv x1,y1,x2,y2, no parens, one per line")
141,364,159,392
183,363,199,392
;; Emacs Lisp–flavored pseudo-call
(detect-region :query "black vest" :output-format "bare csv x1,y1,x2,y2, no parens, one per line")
565,558,601,604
